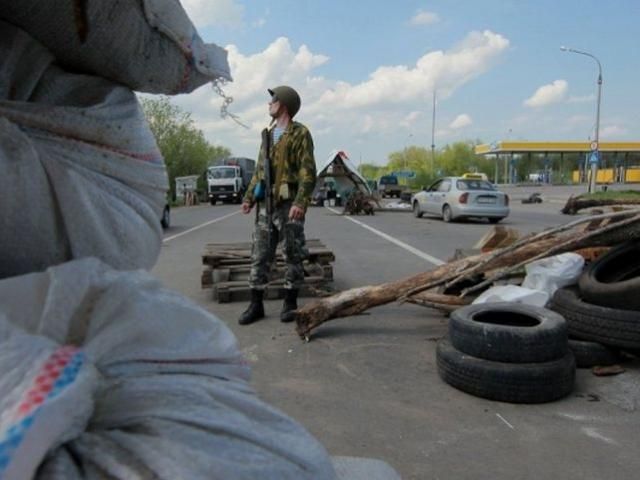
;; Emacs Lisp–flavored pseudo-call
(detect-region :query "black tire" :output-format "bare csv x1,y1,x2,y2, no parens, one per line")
548,287,640,349
578,241,640,310
568,339,620,369
448,303,568,363
413,202,423,218
436,339,575,404
488,217,503,224
442,205,453,223
210,197,216,205
160,205,170,229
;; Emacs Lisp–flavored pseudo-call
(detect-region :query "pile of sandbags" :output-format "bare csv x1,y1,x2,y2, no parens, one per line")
0,4,343,479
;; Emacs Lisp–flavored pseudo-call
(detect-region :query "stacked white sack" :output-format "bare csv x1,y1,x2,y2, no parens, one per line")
0,0,231,94
0,259,337,479
0,21,168,278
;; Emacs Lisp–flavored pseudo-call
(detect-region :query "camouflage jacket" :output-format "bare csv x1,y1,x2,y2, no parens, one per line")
244,121,316,209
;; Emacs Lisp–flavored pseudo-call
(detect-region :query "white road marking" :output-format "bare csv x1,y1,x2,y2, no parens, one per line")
327,207,445,266
496,413,515,430
582,427,618,445
163,210,241,243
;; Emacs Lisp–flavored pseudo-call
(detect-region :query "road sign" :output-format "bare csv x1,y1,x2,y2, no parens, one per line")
590,141,598,151
392,170,416,178
589,151,600,165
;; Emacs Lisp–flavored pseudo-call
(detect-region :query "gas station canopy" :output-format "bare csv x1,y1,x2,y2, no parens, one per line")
475,141,640,155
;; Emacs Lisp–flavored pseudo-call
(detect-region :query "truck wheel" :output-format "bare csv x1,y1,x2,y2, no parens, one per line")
210,197,216,206
578,241,640,310
568,338,621,368
548,287,640,349
436,338,576,404
442,205,453,223
448,303,568,363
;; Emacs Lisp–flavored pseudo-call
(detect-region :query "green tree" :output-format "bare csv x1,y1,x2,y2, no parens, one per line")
140,96,231,198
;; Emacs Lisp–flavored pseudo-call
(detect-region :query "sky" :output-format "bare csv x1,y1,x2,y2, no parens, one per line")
172,0,640,166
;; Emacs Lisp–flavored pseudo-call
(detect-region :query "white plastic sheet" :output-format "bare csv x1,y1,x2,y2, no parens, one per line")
472,285,550,307
0,259,337,479
521,252,584,295
0,21,168,278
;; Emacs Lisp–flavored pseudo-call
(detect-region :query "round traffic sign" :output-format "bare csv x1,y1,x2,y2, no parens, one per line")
590,141,598,151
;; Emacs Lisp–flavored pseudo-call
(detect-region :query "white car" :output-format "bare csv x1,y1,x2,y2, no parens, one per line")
412,177,510,223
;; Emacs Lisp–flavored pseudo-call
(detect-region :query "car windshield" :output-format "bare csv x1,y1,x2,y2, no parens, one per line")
379,176,398,185
209,167,236,179
456,179,495,191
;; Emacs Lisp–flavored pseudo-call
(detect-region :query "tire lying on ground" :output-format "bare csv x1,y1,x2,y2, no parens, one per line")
549,287,640,350
568,338,621,369
436,338,576,404
578,240,640,310
448,303,568,363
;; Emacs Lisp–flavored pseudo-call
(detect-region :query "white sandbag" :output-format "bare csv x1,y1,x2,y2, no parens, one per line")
521,252,584,296
0,21,168,278
472,285,549,307
0,258,337,479
0,0,231,94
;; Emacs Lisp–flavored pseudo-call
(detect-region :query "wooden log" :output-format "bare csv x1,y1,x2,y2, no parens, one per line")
294,210,640,340
562,196,640,215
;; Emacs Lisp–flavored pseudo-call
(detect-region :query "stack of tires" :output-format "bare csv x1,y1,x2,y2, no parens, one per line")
436,303,576,403
549,241,640,366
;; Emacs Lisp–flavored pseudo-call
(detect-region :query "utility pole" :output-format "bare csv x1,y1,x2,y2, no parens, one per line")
431,90,436,175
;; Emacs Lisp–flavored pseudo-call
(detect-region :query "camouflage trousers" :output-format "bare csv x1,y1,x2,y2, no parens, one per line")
249,201,308,290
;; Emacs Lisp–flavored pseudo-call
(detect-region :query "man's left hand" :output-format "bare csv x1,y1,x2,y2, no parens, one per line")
289,205,305,221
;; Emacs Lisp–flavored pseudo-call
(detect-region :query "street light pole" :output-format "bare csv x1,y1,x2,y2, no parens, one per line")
560,46,603,194
431,89,436,174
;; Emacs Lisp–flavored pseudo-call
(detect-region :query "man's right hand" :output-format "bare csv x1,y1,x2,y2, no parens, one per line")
241,202,253,214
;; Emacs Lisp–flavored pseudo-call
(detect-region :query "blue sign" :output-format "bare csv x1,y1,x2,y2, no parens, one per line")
392,170,416,178
589,151,600,165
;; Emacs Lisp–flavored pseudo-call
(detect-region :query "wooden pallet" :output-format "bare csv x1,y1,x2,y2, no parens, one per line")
202,239,335,268
202,239,335,302
213,276,333,303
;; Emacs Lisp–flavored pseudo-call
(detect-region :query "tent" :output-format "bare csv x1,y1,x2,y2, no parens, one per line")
313,150,371,205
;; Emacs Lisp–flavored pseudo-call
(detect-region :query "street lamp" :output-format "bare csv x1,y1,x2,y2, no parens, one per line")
431,89,437,174
560,46,603,194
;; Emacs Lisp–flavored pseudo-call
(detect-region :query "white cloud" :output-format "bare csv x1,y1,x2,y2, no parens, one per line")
410,10,440,26
601,125,628,138
450,114,472,129
181,0,245,28
171,31,509,161
524,80,568,108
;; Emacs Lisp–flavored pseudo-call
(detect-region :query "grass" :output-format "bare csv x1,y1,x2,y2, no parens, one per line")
582,190,640,200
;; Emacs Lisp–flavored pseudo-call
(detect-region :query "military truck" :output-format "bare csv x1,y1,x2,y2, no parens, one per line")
206,157,255,205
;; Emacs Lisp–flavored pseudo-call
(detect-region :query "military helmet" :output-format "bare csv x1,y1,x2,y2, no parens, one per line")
268,86,301,118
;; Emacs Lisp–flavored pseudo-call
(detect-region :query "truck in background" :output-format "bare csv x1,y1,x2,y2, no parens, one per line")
376,174,406,198
206,157,256,205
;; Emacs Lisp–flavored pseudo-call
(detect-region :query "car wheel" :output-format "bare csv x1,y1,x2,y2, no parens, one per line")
448,303,568,363
436,338,575,404
488,217,503,224
442,205,453,223
161,205,170,229
413,202,423,218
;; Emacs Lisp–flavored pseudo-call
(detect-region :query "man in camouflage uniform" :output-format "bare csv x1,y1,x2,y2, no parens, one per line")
239,86,316,325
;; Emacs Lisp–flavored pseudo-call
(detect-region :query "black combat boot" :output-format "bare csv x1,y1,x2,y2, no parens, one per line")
238,289,265,325
280,289,298,323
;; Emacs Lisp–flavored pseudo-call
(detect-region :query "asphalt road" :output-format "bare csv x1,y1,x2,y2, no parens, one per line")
153,189,640,480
